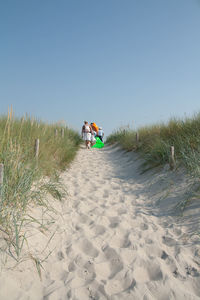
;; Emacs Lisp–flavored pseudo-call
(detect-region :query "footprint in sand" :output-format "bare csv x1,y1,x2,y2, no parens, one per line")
78,213,93,225
160,252,183,278
162,236,177,247
73,283,108,300
57,251,64,261
102,246,124,279
109,216,120,228
69,257,97,287
133,266,150,283
111,184,120,191
74,254,94,269
80,238,99,258
144,244,163,258
161,250,168,260
120,195,126,203
105,272,135,296
76,266,96,283
109,257,124,280
65,245,74,259
147,263,163,281
172,227,182,236
151,223,158,231
72,200,80,209
185,265,200,277
117,207,127,215
145,238,153,244
88,207,104,217
110,233,131,248
140,223,148,230
68,261,76,272
91,224,106,236
120,248,137,265
74,224,83,232
103,189,109,198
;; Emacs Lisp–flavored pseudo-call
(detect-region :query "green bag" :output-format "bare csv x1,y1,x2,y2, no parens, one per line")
92,137,104,148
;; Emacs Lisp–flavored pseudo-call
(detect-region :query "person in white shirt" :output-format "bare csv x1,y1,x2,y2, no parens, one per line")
81,121,92,149
97,127,104,142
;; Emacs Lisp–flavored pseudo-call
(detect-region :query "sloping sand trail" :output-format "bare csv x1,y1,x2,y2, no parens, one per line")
0,145,200,299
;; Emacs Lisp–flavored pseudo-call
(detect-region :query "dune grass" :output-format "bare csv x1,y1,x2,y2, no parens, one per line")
106,114,200,216
0,108,82,261
106,113,200,176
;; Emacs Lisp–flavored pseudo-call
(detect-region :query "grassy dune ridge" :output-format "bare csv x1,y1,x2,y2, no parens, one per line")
0,111,81,261
106,113,200,175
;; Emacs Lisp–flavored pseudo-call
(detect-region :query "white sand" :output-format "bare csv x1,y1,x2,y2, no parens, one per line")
0,145,200,299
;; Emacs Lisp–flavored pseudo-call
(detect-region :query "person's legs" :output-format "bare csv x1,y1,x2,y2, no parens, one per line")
87,139,92,149
83,133,87,148
88,133,91,149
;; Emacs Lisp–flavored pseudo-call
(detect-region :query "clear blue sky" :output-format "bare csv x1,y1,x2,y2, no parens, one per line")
1,0,200,136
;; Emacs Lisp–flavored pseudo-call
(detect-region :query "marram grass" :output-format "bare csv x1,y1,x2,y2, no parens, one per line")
106,113,200,176
0,110,82,261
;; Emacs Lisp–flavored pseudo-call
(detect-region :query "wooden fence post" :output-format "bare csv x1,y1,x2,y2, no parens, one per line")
55,129,58,137
0,163,4,197
35,139,40,158
0,163,4,184
169,146,175,170
61,128,64,138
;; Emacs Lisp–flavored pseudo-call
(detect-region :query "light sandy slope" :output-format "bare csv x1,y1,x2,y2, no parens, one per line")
0,145,200,299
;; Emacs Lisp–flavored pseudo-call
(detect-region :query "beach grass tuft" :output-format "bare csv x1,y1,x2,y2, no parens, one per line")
0,110,81,261
106,113,200,176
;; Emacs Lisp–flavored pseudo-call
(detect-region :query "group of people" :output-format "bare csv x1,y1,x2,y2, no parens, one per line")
81,121,104,149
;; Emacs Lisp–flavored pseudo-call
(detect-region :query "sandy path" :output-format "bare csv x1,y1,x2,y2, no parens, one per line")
1,145,200,299
40,146,200,300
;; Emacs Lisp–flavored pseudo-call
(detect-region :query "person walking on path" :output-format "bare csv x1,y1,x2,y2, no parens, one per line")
81,121,92,149
91,129,97,147
91,122,99,135
97,127,104,142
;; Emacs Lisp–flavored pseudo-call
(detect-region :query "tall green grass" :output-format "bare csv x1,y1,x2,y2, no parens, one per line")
106,113,200,175
0,109,82,261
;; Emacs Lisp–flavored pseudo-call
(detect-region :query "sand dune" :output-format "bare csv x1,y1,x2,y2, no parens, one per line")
0,145,200,299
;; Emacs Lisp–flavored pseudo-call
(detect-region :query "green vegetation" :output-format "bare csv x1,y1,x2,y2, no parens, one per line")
106,113,200,175
0,109,81,261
